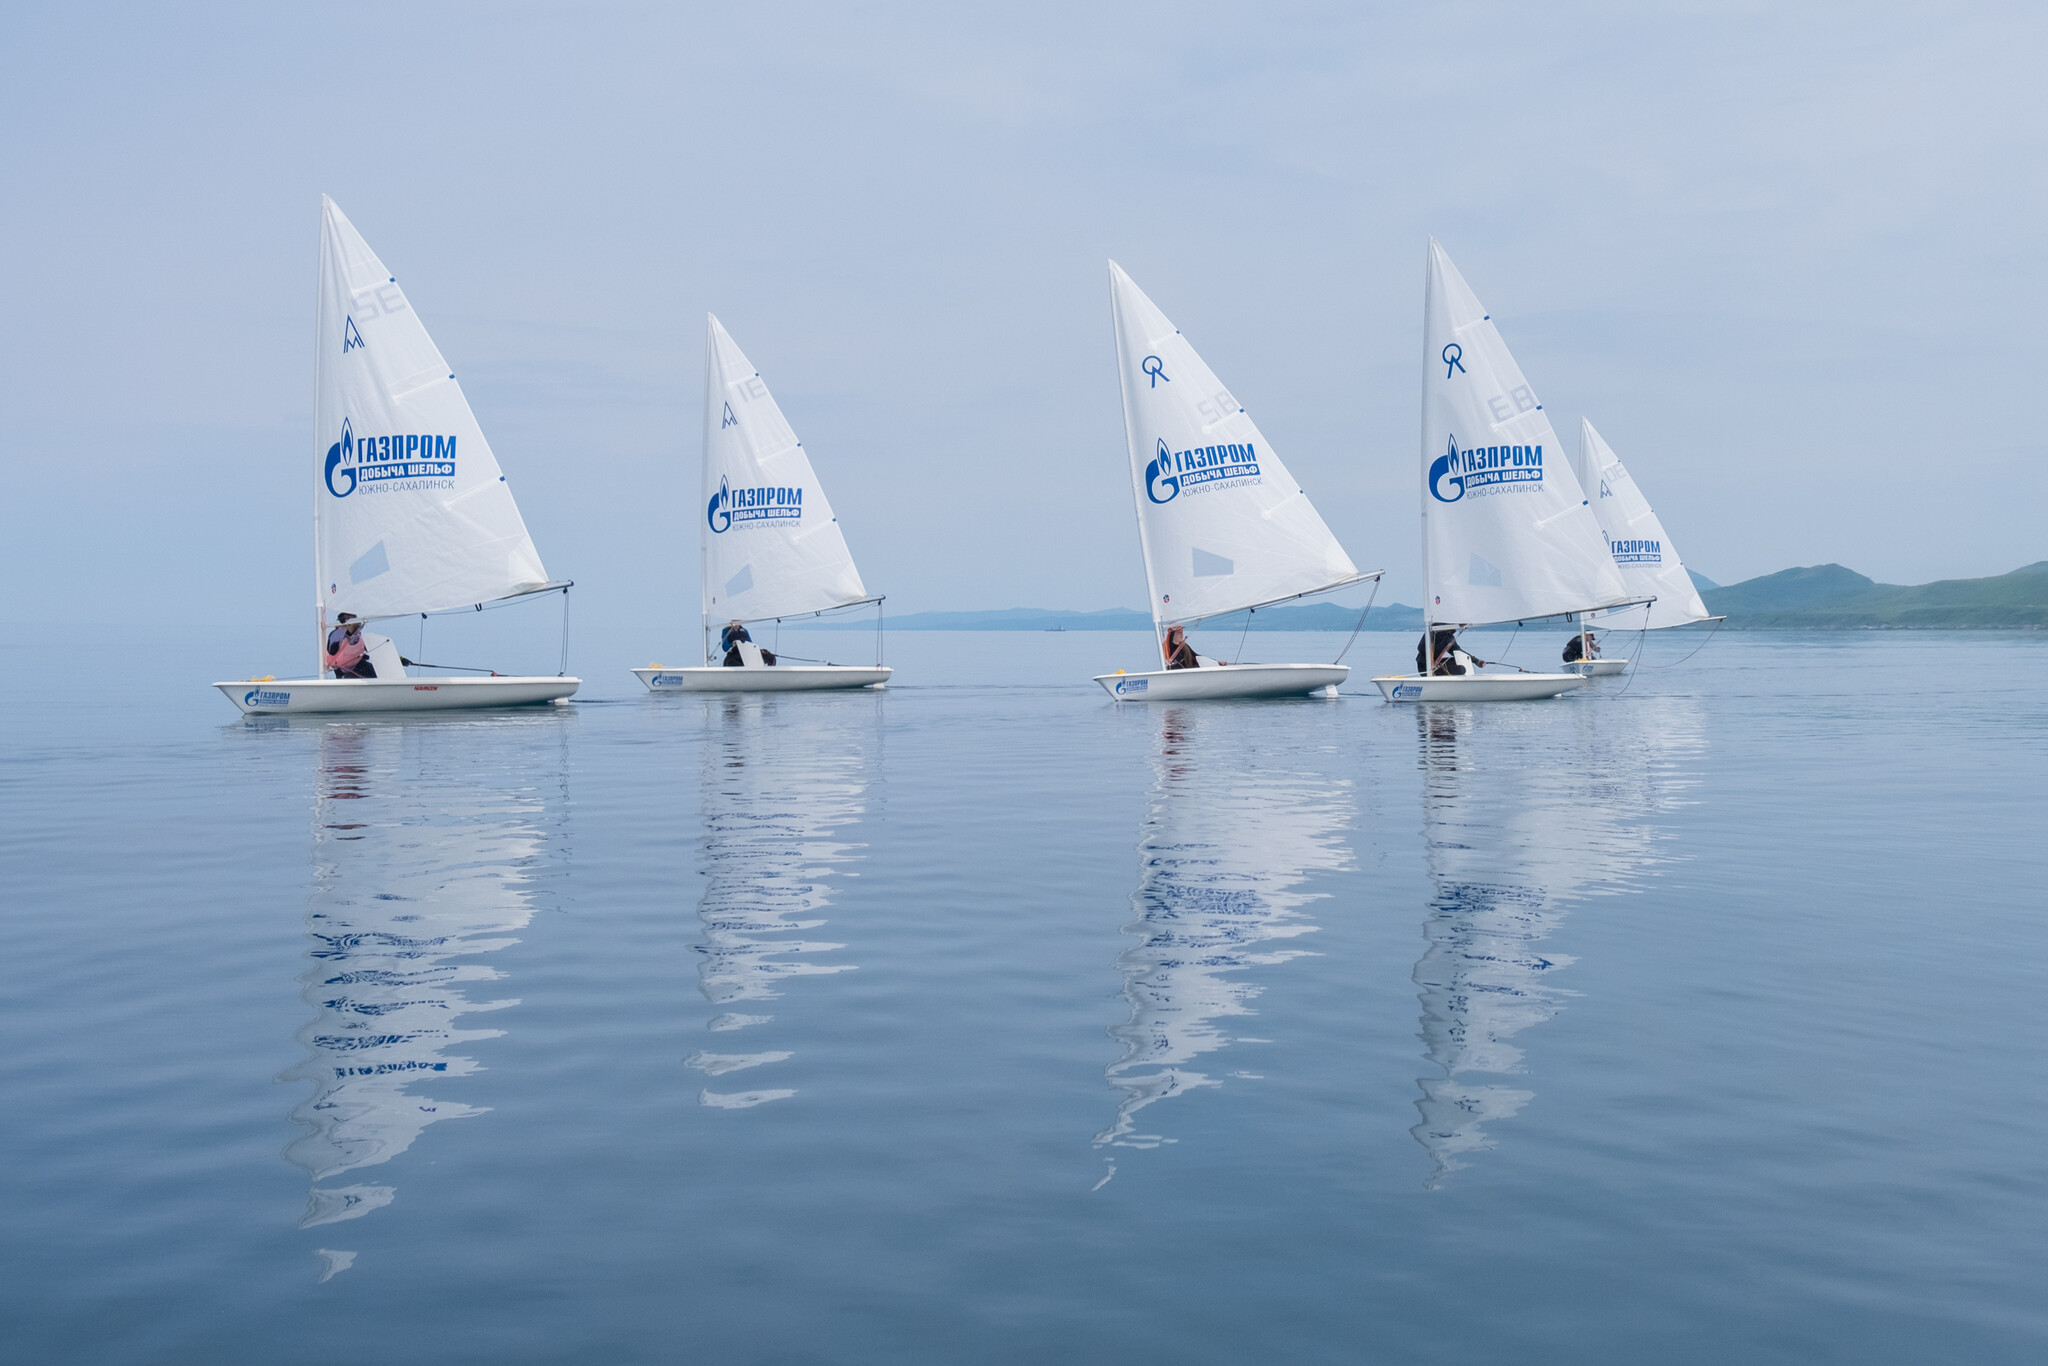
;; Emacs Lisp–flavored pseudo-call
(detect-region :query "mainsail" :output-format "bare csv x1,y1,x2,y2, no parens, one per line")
1420,242,1629,628
701,315,870,626
313,197,550,625
1573,419,1710,631
1110,262,1364,631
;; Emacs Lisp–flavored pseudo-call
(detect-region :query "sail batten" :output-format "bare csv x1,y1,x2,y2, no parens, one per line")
313,196,549,623
1109,262,1363,632
1420,242,1627,628
700,315,870,627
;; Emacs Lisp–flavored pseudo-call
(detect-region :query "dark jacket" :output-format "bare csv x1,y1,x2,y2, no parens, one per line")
1417,630,1465,676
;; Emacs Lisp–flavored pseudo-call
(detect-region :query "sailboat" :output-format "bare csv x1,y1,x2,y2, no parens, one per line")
1372,242,1641,702
1564,419,1717,675
213,197,578,715
633,316,889,693
1093,263,1379,701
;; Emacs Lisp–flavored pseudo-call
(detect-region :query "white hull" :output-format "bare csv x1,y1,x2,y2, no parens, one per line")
633,666,891,693
216,676,579,715
1093,663,1347,701
1371,671,1587,702
1567,658,1629,677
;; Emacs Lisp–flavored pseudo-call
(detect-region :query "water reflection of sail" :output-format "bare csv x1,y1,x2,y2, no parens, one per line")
1410,697,1702,1186
284,721,560,1231
1097,707,1353,1152
689,695,876,1108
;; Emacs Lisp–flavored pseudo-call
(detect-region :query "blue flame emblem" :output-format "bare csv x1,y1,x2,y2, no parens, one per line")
1428,436,1465,503
1145,438,1180,504
324,418,357,498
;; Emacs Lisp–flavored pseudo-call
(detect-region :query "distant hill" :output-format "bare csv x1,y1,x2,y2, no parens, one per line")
1688,569,1720,591
820,562,2048,631
1702,562,2048,628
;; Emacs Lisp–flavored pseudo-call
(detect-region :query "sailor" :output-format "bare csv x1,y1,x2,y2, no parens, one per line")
327,613,375,679
1162,625,1215,670
1562,632,1600,665
1416,628,1485,676
720,619,777,667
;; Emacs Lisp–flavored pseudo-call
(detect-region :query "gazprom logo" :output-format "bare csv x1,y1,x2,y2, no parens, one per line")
244,688,292,708
324,417,456,498
1146,437,1261,505
1430,435,1542,503
1609,537,1662,564
1113,676,1149,695
707,475,802,534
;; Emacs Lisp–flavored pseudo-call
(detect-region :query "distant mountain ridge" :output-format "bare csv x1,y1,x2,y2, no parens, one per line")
820,562,2048,630
1700,561,2048,628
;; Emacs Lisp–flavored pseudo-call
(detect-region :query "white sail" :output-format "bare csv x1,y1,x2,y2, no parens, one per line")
1110,262,1363,629
1573,420,1710,631
701,315,869,626
1420,242,1629,628
313,197,550,624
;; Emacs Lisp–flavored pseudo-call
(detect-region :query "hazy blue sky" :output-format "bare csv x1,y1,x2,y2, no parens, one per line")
5,2,2043,632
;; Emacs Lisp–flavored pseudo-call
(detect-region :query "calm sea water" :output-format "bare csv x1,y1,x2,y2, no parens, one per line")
3,625,2045,1363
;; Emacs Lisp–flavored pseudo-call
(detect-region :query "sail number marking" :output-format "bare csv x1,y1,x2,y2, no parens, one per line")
348,284,410,321
1485,386,1540,424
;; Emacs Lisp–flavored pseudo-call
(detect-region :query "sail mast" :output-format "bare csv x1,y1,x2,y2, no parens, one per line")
1419,239,1435,670
312,203,329,676
1110,266,1167,656
700,314,715,664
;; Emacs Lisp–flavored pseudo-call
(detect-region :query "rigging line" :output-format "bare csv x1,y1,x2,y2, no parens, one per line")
1332,578,1383,664
1235,608,1254,663
558,586,570,677
1634,615,1726,669
1496,621,1521,666
1606,622,1652,699
399,659,501,675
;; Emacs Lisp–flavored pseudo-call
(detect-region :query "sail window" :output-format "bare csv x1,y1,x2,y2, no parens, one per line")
349,540,391,585
1192,548,1235,578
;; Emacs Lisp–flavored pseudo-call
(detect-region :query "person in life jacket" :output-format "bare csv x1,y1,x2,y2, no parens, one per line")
1562,632,1600,664
327,613,375,679
1161,624,1224,670
1416,628,1486,676
719,619,777,667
